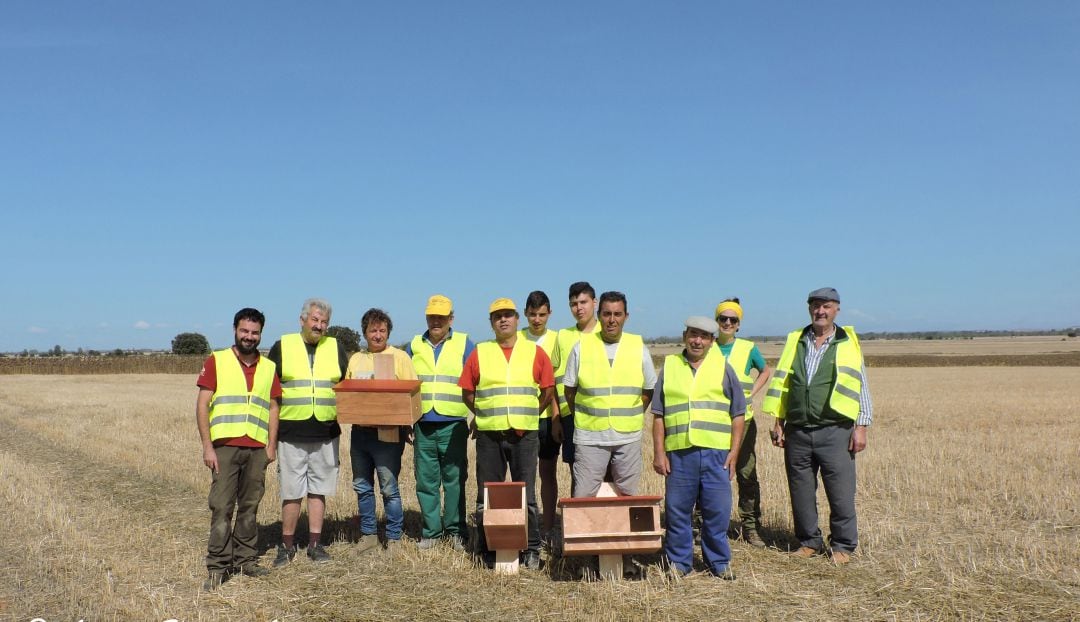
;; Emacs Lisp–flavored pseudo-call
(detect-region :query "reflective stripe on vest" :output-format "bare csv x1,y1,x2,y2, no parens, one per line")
410,332,469,417
574,332,645,433
474,340,540,431
553,326,592,413
761,326,863,421
720,338,758,422
208,349,276,444
662,350,732,451
519,328,557,419
279,334,341,422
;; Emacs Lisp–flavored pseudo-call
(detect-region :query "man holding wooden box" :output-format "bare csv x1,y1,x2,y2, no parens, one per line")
345,308,418,553
459,297,556,570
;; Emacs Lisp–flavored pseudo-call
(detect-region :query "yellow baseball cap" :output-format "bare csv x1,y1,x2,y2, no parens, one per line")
488,297,517,314
425,294,453,316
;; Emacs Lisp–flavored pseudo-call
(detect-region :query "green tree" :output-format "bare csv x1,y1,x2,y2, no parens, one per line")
172,332,211,355
51,345,63,357
326,325,362,355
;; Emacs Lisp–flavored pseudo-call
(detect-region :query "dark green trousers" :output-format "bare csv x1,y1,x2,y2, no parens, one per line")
413,420,469,540
736,418,762,531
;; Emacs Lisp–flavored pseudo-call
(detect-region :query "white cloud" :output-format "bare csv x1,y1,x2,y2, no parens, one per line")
134,321,151,330
29,326,47,334
98,322,110,329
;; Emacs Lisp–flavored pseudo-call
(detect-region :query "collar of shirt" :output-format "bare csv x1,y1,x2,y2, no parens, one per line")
423,328,454,349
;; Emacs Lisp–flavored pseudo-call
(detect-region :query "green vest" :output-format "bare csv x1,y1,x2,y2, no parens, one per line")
718,338,758,422
519,328,557,419
411,332,470,418
208,349,276,445
474,340,540,431
553,325,593,414
279,334,340,422
661,349,733,451
762,326,864,424
574,332,645,433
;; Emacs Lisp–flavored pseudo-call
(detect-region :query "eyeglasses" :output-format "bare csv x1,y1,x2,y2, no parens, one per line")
717,316,740,325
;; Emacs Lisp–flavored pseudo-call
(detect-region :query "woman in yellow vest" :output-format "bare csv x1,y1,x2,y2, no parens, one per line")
714,298,773,547
651,316,746,579
459,298,556,570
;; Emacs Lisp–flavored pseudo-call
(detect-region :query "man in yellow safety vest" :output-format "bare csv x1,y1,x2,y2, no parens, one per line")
195,307,281,590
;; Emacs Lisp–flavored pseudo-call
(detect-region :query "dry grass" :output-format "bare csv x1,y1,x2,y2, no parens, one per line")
0,368,1077,621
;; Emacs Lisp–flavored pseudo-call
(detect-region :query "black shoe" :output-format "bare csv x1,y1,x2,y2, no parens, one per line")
273,544,297,568
714,567,737,581
307,543,332,563
237,563,270,578
522,551,541,571
202,570,227,592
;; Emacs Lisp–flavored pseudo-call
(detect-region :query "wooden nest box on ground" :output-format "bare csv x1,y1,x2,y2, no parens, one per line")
483,482,528,574
332,353,422,442
558,484,663,579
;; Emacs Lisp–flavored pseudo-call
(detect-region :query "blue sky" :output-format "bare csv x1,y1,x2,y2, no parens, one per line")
2,2,1078,352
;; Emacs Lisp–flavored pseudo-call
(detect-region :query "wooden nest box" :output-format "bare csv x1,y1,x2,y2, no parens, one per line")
558,490,663,556
333,354,422,442
483,482,528,574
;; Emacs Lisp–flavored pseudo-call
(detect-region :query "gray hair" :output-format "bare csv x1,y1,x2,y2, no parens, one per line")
300,298,332,321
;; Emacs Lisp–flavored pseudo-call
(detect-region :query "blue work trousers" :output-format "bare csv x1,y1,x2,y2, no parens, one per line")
664,447,732,575
350,426,406,541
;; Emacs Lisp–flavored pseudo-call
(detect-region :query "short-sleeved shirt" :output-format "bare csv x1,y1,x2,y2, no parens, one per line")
563,336,657,446
649,350,747,420
457,341,555,392
346,345,418,380
716,340,768,376
404,328,477,423
197,348,284,448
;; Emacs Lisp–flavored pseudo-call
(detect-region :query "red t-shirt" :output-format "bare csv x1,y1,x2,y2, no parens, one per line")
197,349,283,448
458,342,555,391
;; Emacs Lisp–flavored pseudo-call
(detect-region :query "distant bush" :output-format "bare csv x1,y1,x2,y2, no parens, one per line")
171,332,210,355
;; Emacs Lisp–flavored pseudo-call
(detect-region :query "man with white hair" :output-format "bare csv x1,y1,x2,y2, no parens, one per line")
268,298,349,566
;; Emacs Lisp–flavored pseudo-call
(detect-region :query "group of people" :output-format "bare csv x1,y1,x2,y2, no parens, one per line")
194,283,873,590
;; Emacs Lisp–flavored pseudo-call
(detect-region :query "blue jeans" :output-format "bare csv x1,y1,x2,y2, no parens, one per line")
350,426,405,540
664,447,732,575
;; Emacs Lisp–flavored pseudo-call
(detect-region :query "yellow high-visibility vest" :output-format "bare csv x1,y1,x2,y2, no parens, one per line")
661,349,733,451
718,338,758,422
208,349,276,444
519,328,557,419
279,334,340,422
553,325,593,414
410,332,470,418
574,332,645,433
474,340,540,431
762,326,864,421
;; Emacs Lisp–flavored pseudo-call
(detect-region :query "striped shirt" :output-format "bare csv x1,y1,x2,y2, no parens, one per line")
803,327,873,426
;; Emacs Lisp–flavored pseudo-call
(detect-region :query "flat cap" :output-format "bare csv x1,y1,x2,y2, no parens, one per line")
685,315,719,335
807,287,840,303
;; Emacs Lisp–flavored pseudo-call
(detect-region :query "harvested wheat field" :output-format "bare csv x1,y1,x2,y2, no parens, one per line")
1,367,1078,621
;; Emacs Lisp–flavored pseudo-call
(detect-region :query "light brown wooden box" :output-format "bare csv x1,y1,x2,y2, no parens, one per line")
332,379,422,427
558,495,664,556
483,482,528,552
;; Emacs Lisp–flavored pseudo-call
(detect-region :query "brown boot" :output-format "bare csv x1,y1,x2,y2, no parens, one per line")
791,546,820,559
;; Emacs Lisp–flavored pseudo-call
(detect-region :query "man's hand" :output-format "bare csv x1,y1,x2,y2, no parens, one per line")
723,452,737,481
203,445,219,473
551,417,564,444
469,418,478,440
653,452,671,476
265,443,276,464
849,425,868,453
771,420,785,448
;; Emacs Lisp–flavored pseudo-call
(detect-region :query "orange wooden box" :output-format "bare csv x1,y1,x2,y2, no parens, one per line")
558,495,664,555
483,482,528,551
332,379,422,426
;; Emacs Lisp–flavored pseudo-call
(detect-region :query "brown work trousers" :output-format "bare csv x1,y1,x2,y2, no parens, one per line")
206,445,270,572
